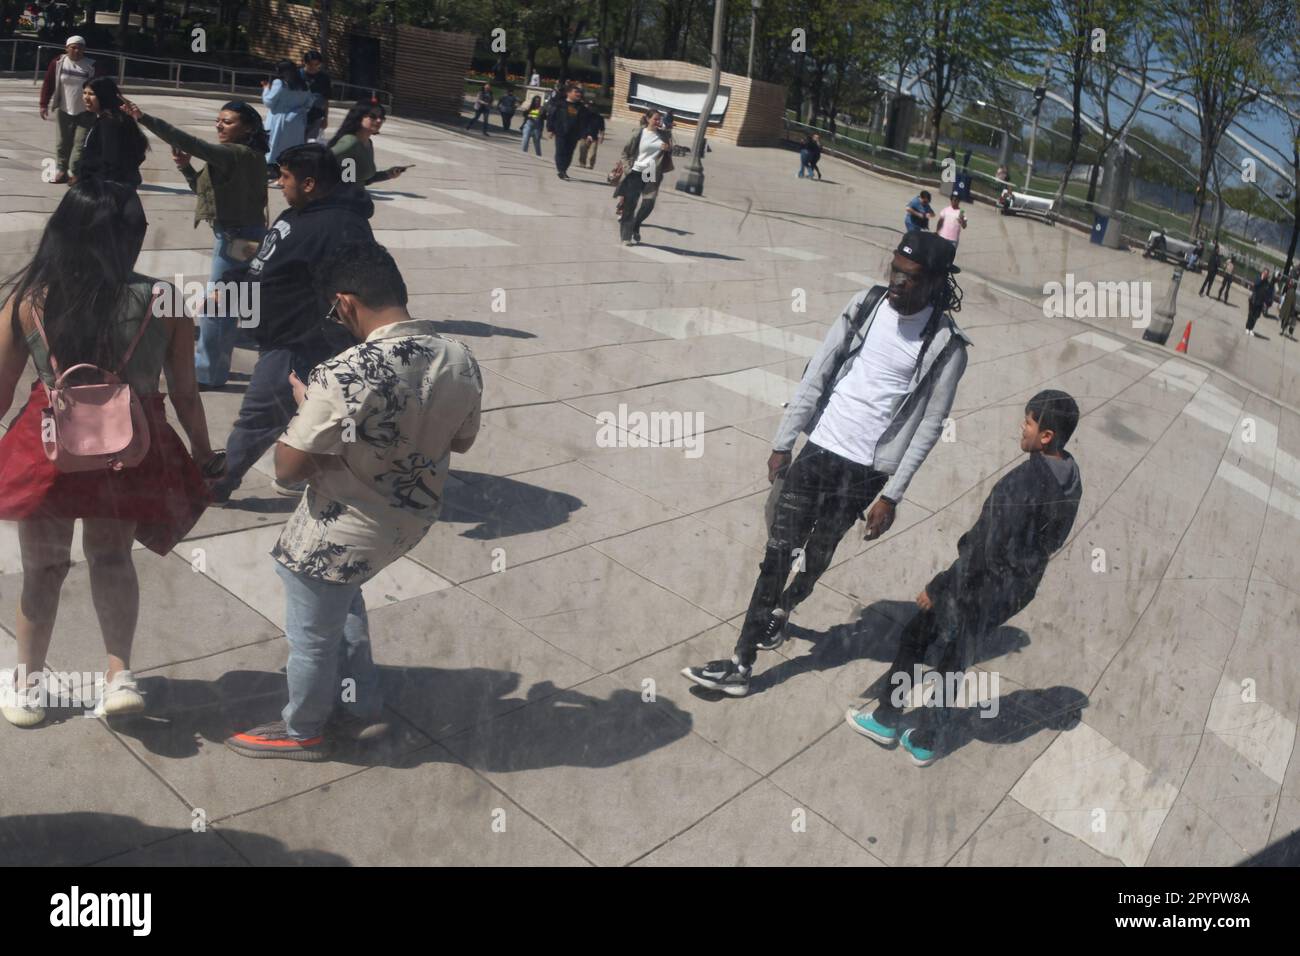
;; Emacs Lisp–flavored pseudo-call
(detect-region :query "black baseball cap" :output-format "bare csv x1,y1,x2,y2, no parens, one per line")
896,230,960,275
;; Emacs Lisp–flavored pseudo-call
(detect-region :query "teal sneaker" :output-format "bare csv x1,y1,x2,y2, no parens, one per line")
844,707,899,747
900,728,937,767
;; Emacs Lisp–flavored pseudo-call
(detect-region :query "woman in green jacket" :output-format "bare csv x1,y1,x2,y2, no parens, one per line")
122,98,269,388
327,102,407,200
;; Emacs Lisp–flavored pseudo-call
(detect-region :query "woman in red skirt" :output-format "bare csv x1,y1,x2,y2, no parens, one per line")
0,180,221,727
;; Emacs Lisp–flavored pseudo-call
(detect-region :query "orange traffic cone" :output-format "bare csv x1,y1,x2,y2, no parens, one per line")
1175,321,1192,353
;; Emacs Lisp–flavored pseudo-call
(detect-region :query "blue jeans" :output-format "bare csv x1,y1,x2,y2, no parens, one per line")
520,120,542,155
197,225,264,387
798,149,811,177
277,562,381,740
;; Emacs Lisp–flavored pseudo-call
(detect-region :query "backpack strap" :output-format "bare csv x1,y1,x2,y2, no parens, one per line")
29,304,60,379
811,284,887,418
114,286,161,377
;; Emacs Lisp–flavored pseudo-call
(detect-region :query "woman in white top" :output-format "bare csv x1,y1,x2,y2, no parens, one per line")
613,110,674,246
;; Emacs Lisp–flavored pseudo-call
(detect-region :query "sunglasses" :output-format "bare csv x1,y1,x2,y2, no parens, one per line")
325,296,352,325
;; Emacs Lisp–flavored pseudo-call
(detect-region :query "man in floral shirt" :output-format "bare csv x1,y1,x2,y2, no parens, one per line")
227,241,482,761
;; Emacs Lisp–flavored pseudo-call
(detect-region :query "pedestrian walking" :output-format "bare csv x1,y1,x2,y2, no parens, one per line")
209,144,375,505
72,77,149,265
904,190,934,232
1279,278,1297,338
124,98,270,389
37,36,104,184
519,95,544,156
546,84,589,180
327,102,408,200
797,133,817,178
936,193,967,249
498,87,518,132
301,50,333,143
1199,244,1221,296
225,241,483,760
261,60,314,177
1218,258,1235,303
613,109,673,246
466,83,493,135
808,133,824,179
0,181,220,728
1246,268,1271,336
682,232,972,697
847,391,1082,766
578,99,605,169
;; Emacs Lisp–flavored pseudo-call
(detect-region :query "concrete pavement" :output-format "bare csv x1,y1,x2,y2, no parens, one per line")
0,80,1298,866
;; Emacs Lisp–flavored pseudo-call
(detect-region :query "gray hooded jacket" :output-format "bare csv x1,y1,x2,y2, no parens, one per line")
771,285,973,503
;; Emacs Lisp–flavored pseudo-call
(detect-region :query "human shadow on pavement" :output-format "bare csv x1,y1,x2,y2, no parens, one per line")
0,811,349,866
223,495,298,514
440,471,583,539
112,667,692,773
639,244,743,261
843,684,1089,761
641,223,692,237
1240,828,1300,866
741,599,1030,697
430,319,536,339
136,183,195,196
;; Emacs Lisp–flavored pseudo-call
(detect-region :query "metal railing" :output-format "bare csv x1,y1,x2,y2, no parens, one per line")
1,37,392,109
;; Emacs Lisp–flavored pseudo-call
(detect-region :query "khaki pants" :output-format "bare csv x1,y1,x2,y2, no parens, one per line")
578,137,600,168
56,107,95,175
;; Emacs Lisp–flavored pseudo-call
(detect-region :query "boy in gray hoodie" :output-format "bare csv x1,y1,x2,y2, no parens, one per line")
848,390,1083,765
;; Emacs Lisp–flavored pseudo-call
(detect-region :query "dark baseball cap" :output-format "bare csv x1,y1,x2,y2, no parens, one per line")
896,230,960,275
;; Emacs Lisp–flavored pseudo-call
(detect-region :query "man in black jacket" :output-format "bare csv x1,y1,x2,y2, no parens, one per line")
1198,244,1221,296
578,99,605,169
210,144,374,503
847,390,1083,765
1246,268,1272,337
546,84,589,180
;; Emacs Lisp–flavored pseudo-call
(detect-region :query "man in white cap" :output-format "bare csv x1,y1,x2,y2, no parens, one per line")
38,36,102,184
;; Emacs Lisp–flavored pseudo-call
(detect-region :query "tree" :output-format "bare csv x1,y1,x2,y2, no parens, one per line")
909,0,1029,159
1155,0,1289,234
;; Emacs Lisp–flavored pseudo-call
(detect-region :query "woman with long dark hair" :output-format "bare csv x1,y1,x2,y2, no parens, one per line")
73,77,148,186
122,96,268,389
613,109,674,246
328,101,406,195
0,181,219,728
73,76,150,264
262,59,315,175
519,95,544,156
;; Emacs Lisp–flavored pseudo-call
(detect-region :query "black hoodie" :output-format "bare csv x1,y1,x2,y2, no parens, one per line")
229,186,375,351
927,450,1083,630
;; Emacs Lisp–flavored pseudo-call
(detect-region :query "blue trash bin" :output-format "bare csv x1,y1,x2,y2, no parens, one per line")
1091,214,1108,245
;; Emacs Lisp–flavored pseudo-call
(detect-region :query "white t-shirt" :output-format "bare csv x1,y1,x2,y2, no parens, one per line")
631,129,662,173
808,300,933,467
58,55,95,114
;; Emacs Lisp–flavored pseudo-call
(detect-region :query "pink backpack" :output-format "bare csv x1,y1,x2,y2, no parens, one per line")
31,292,157,473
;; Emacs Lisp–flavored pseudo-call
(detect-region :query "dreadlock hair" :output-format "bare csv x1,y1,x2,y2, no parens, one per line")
930,269,964,316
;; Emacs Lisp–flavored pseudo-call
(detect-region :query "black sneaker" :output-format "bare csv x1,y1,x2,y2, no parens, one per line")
681,659,750,697
753,608,789,652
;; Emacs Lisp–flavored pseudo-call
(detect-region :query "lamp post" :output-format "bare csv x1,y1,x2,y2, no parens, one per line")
677,0,726,196
747,0,761,79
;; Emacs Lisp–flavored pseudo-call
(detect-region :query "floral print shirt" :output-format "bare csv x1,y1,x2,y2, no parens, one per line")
272,320,483,583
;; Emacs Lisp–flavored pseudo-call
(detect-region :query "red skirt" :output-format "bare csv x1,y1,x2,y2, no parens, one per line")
0,381,212,555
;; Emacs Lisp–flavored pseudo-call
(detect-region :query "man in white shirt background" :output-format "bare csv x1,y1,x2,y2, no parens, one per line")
684,232,972,697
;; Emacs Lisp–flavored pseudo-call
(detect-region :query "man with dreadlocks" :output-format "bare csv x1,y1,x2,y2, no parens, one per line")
684,231,971,697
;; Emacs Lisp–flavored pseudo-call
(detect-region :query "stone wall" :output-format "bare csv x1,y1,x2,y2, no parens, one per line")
611,57,786,147
247,0,473,119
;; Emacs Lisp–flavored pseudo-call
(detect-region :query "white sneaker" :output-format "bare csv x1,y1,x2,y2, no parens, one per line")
1,668,46,728
94,670,145,718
